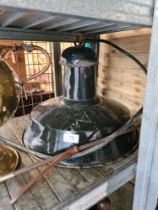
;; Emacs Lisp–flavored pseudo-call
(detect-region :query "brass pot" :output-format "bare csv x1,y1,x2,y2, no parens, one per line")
0,44,51,175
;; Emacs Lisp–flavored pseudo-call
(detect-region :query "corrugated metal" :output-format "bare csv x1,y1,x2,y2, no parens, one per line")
0,0,153,41
0,8,140,33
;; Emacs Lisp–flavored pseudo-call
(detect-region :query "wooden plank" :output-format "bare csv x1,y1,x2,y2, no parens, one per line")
103,74,144,112
132,1,158,210
98,77,145,97
77,168,104,184
98,77,145,94
22,116,135,206
99,83,144,101
56,163,136,210
98,31,147,114
55,148,137,209
97,88,144,114
21,116,136,204
0,183,15,210
0,124,41,210
41,167,76,201
0,41,23,46
99,52,148,69
108,51,149,59
57,167,90,191
6,175,41,210
98,70,146,97
98,51,147,69
4,118,61,209
108,34,151,53
0,115,138,209
98,67,146,80
107,54,148,69
7,116,77,203
105,28,151,39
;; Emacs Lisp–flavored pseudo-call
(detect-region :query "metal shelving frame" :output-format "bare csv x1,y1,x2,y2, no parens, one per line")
0,0,157,209
0,0,153,41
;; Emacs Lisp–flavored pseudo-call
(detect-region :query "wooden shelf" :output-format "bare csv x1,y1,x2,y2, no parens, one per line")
0,116,137,210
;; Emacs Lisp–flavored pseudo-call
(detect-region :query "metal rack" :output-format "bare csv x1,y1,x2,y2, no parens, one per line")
14,41,55,116
0,0,157,210
0,0,153,41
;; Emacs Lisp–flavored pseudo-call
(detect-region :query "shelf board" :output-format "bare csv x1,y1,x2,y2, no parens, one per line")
0,0,154,41
0,115,137,210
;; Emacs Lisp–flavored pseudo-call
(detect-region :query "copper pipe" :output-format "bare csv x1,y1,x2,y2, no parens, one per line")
8,146,79,205
0,151,60,183
0,123,139,204
0,123,140,184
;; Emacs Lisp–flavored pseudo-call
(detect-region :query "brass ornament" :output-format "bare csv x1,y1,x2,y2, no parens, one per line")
0,45,50,175
0,144,20,176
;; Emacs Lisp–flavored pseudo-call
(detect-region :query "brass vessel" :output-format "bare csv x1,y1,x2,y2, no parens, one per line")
0,144,20,175
0,44,50,174
0,44,50,126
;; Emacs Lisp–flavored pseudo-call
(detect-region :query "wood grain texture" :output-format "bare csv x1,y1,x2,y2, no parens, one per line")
7,116,73,204
106,28,151,39
0,116,137,210
0,123,41,210
0,183,15,210
3,117,60,209
98,33,149,114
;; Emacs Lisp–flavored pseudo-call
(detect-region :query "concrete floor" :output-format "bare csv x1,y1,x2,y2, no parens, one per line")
89,182,134,210
109,182,134,210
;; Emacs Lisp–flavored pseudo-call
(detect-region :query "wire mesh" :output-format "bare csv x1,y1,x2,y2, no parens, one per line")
6,41,55,116
1,40,74,117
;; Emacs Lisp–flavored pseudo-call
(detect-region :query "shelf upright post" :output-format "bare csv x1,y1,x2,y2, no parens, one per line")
133,0,158,210
52,42,63,96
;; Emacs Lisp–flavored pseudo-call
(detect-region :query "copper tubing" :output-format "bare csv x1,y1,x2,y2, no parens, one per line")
0,121,140,184
0,146,79,183
8,146,79,205
0,152,58,183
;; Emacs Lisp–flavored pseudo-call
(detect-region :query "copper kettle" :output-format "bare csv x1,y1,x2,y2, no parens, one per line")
0,44,50,126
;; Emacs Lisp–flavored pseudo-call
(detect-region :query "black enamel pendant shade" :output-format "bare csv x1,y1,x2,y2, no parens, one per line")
23,46,138,168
